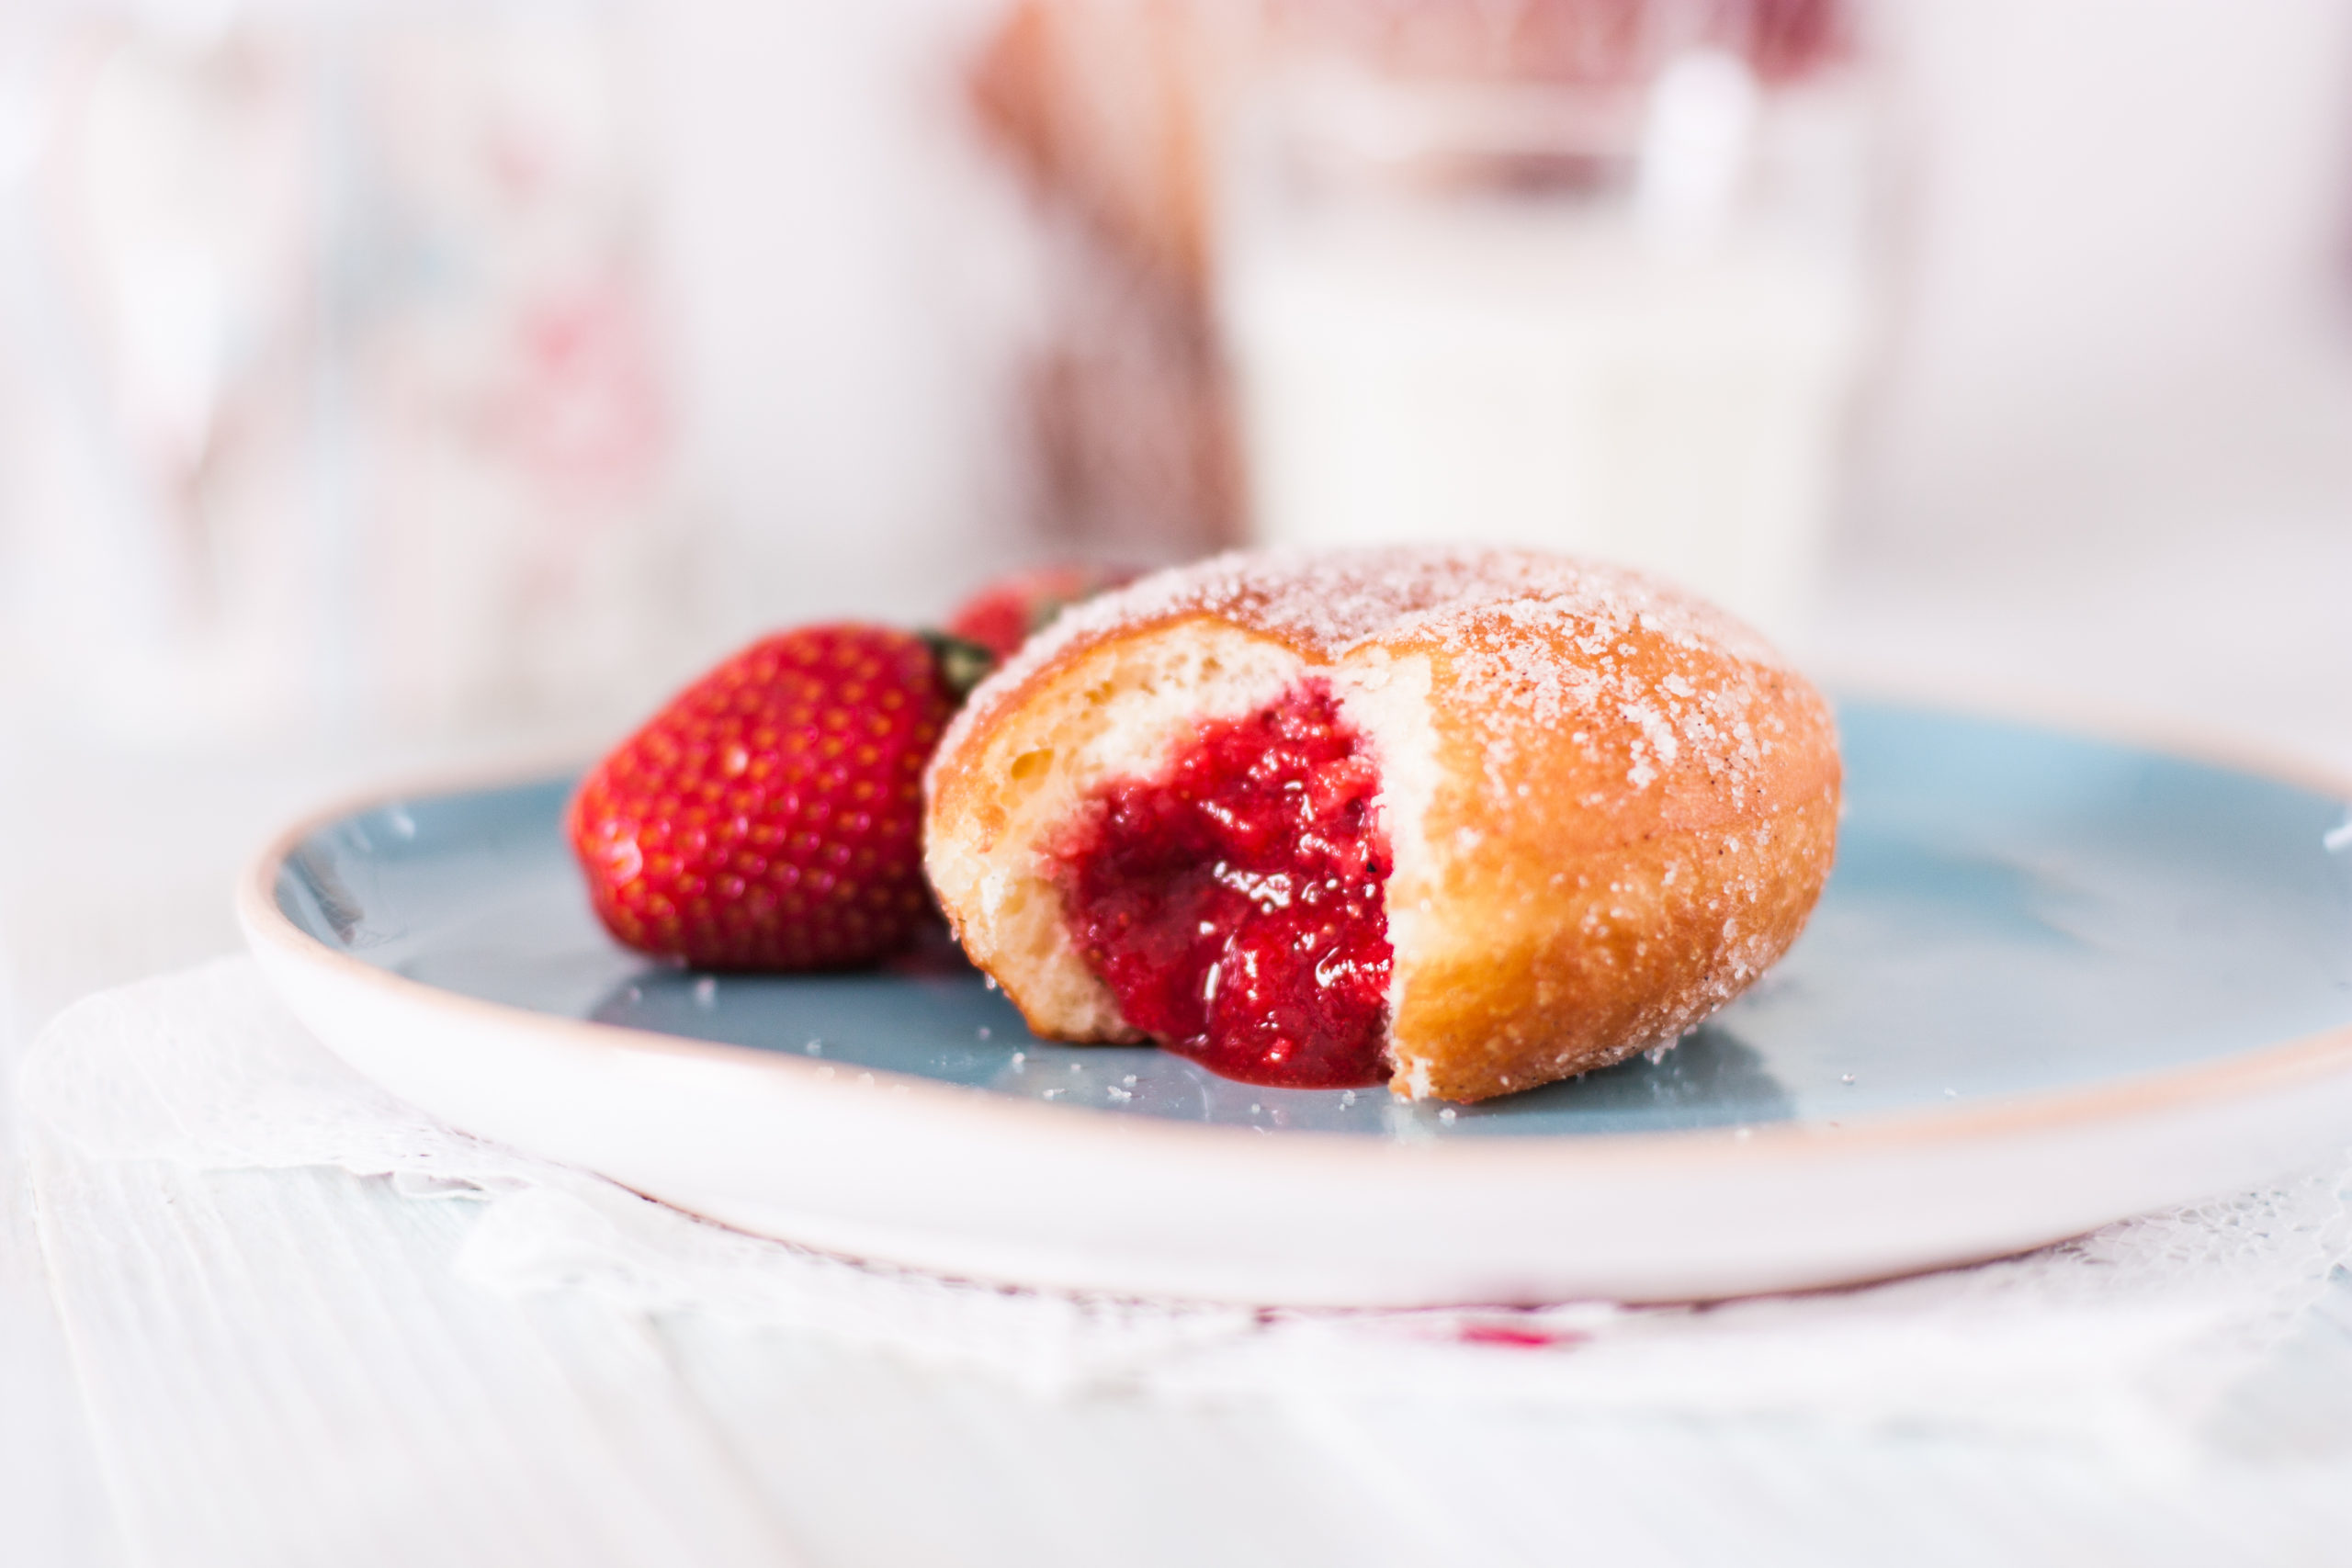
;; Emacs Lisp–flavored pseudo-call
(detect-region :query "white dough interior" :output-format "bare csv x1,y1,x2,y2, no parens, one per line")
927,618,1442,1084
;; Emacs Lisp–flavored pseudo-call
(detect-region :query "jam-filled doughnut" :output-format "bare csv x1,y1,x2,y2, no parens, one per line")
922,547,1840,1102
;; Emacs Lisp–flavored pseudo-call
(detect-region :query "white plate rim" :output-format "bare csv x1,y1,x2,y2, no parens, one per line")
235,695,2352,1303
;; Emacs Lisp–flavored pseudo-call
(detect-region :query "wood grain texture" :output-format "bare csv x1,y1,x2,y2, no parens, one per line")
0,1085,125,1568
22,1058,2352,1567
27,1143,805,1568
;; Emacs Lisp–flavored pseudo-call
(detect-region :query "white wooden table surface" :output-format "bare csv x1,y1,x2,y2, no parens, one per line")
7,512,2352,1567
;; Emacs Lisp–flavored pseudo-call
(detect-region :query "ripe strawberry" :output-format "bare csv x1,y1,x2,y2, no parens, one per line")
945,562,1137,661
567,624,961,970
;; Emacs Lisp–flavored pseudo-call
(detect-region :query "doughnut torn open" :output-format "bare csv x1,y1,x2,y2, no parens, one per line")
922,547,1841,1102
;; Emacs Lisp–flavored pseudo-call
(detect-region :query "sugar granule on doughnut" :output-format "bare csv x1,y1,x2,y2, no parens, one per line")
922,547,1841,1102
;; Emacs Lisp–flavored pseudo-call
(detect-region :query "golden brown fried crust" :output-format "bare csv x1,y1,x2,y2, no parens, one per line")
927,616,1216,865
1381,617,1838,1100
926,550,1841,1101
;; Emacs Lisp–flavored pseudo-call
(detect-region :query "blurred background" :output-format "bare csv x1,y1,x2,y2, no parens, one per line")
2,0,2350,1037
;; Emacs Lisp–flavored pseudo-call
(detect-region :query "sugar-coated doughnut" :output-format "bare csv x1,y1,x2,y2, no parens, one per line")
923,547,1840,1101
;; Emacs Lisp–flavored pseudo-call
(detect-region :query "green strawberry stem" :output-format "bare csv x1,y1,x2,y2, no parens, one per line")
921,631,999,702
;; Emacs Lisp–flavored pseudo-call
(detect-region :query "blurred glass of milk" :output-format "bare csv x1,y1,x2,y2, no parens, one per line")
1215,19,1873,641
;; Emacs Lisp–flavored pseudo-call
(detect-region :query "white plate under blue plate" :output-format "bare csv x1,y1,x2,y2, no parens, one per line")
242,700,2352,1304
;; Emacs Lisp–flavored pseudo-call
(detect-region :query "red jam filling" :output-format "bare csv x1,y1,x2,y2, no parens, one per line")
1054,680,1393,1089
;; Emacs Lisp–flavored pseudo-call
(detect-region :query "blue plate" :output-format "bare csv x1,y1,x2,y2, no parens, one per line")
245,698,2352,1303
271,699,2352,1139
